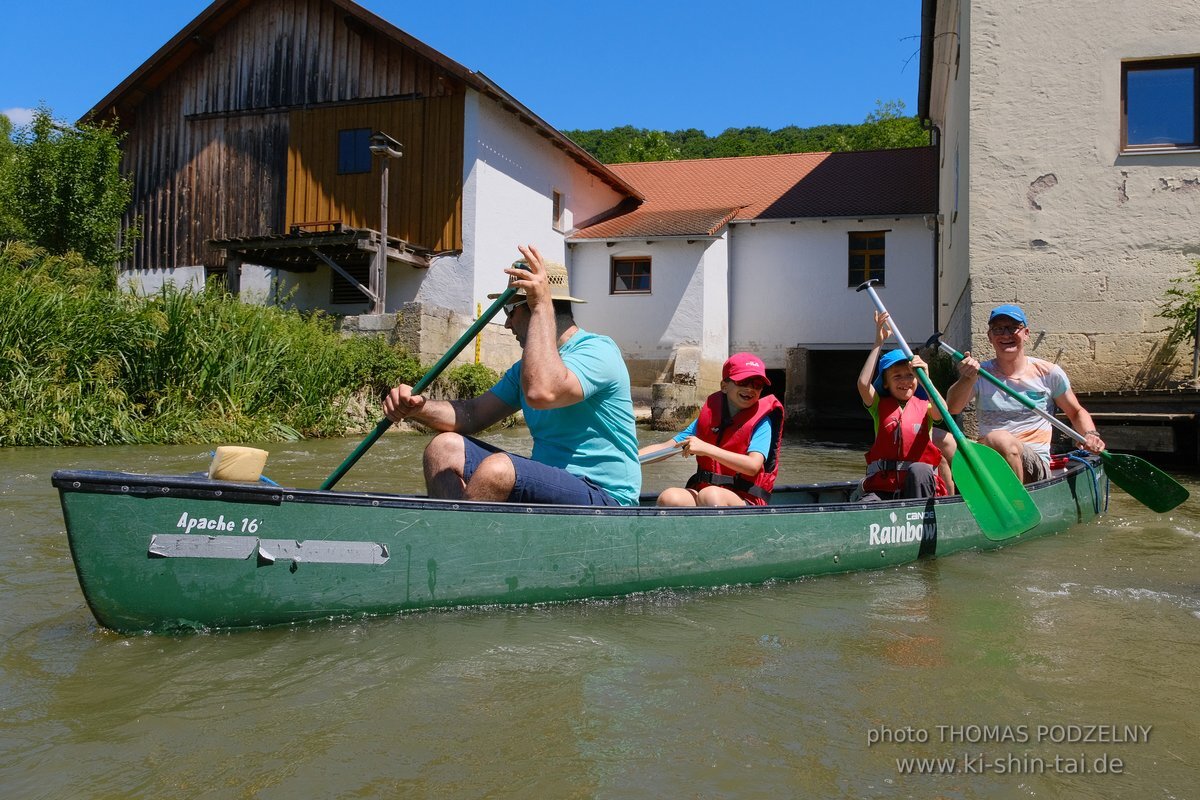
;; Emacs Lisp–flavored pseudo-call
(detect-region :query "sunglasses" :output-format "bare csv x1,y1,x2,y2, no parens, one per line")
731,377,766,390
988,324,1024,336
503,300,527,317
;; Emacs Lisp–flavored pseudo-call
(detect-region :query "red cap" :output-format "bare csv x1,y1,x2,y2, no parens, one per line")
722,352,770,385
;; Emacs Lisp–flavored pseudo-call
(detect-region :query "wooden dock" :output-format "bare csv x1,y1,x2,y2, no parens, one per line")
1074,388,1200,467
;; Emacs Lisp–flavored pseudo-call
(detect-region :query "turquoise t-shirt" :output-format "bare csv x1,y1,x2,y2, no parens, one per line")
490,329,641,506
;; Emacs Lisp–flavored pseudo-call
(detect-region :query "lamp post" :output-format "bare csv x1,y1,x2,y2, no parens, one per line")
368,131,403,315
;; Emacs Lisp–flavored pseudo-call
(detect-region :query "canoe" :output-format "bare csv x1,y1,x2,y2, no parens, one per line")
52,456,1108,635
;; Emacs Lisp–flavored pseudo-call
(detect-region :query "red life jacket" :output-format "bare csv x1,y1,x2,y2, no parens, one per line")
863,395,946,496
685,391,785,505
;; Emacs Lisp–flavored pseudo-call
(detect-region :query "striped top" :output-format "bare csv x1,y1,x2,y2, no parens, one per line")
973,357,1071,463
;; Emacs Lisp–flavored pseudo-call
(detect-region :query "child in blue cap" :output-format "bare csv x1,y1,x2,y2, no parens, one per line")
855,311,955,499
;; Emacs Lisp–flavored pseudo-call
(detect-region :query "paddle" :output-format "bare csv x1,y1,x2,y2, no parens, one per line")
639,445,683,465
857,280,1041,540
320,280,523,491
927,333,1190,513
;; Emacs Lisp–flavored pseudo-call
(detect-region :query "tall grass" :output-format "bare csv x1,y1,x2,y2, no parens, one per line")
0,242,435,446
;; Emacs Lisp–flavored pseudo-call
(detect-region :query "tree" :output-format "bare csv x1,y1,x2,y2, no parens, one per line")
4,106,138,271
624,130,681,163
0,114,21,242
562,99,929,165
832,99,929,151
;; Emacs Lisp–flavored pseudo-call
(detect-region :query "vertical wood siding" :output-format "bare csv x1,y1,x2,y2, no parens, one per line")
116,0,465,271
286,97,463,250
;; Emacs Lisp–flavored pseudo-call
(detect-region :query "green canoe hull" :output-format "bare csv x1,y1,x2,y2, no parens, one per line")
52,458,1107,634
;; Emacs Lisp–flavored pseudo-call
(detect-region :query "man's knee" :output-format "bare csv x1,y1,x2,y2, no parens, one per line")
424,432,466,472
465,452,516,500
981,430,1020,457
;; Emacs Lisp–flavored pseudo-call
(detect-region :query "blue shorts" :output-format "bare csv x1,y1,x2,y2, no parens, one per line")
461,436,622,506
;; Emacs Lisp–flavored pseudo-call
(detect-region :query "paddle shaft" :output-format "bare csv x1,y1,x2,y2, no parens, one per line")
857,284,965,443
934,339,1088,446
639,445,683,465
320,284,522,490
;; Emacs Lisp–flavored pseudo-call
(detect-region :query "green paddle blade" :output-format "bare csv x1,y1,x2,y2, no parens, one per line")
1100,451,1190,513
951,440,1042,541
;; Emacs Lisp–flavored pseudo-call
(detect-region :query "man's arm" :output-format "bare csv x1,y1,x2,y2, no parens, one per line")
945,351,980,414
1055,389,1105,453
510,243,585,410
382,385,515,434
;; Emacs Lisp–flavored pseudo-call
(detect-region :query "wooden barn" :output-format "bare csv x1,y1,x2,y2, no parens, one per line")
88,0,639,328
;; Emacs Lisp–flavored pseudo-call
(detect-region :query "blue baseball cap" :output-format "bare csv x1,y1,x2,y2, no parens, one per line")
988,304,1028,327
872,349,911,396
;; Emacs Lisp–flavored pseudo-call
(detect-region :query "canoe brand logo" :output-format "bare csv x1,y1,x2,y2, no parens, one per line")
868,510,936,546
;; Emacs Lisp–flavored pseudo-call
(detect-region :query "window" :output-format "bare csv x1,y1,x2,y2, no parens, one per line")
1122,58,1199,151
330,263,371,304
611,257,651,294
552,190,565,232
848,231,886,286
337,128,372,174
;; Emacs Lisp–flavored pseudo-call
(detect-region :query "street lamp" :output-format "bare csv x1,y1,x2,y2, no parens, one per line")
369,131,403,315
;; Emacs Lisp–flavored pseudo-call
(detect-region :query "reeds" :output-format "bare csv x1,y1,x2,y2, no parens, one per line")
0,242,427,446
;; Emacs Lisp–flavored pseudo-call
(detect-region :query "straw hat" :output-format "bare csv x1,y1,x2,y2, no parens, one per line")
487,259,586,303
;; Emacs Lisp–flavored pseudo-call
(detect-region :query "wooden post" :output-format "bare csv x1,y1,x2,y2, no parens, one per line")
225,253,242,295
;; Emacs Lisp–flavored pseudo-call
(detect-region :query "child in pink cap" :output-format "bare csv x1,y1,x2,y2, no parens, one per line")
639,352,785,506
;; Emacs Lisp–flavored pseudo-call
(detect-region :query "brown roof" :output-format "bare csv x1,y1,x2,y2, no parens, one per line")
84,0,641,201
572,147,937,239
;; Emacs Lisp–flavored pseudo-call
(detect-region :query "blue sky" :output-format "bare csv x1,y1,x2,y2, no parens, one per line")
1,0,923,135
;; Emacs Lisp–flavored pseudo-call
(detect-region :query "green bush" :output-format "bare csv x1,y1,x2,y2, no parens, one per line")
441,363,500,398
0,242,429,446
1158,260,1200,347
2,107,138,270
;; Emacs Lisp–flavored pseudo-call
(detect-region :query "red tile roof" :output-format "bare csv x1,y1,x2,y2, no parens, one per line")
572,146,937,239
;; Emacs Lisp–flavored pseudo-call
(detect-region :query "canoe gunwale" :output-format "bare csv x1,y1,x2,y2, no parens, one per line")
51,456,1103,518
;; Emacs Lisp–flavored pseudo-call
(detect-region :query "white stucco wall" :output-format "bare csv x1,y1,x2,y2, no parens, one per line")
950,0,1200,389
569,238,729,382
457,91,628,322
928,0,971,345
728,218,936,367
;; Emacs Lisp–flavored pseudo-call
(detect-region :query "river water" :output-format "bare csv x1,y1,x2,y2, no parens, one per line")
1,430,1197,799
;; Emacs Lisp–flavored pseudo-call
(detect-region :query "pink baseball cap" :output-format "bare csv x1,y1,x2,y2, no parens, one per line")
722,352,770,385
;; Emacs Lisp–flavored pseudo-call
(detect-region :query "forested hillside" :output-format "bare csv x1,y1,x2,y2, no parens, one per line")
563,100,928,164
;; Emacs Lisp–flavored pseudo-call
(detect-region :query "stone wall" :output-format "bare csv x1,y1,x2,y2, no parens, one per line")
338,302,522,377
961,0,1200,391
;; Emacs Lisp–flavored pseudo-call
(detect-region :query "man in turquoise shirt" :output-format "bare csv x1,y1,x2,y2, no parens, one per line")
382,244,641,506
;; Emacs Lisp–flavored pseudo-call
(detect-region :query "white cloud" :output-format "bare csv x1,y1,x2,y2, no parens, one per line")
1,107,37,126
